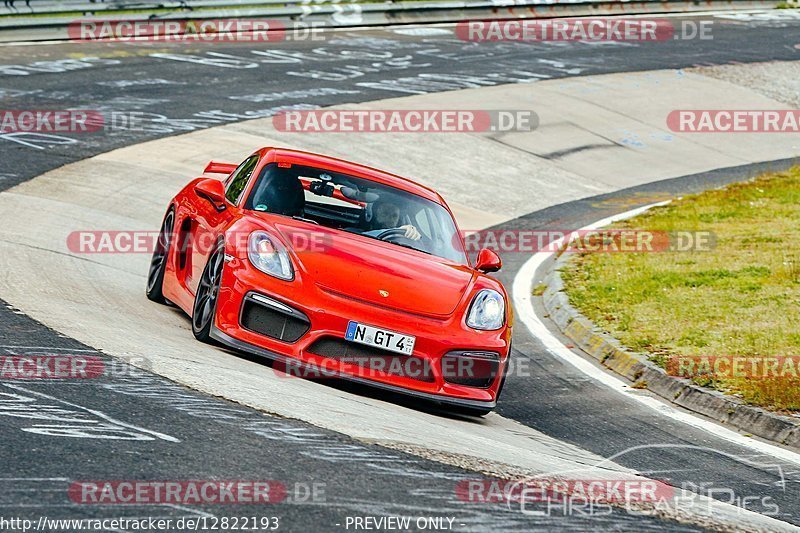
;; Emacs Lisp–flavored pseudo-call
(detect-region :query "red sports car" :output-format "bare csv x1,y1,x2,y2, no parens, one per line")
146,148,511,415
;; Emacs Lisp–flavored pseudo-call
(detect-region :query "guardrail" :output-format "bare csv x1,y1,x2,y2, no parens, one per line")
0,0,782,39
3,0,320,16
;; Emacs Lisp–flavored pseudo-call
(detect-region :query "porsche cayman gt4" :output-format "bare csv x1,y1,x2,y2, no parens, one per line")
146,148,511,415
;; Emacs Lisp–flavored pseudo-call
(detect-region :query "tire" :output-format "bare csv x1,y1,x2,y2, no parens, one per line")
495,357,511,400
146,208,175,303
192,242,225,343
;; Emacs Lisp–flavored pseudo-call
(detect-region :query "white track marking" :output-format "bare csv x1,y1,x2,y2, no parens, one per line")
0,345,97,352
512,201,800,468
1,383,180,443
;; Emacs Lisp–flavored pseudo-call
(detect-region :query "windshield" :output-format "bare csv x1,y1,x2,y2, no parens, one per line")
244,163,467,264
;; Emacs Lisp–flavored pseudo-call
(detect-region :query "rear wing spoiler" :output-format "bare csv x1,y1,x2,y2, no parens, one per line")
298,177,366,207
204,161,238,175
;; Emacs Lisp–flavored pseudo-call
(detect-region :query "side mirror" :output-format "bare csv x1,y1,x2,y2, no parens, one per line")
475,248,501,273
194,178,227,212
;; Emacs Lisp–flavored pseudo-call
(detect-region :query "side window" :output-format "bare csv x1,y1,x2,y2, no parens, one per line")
225,156,259,205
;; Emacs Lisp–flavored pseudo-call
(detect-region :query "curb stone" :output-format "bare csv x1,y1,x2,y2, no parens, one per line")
541,253,800,451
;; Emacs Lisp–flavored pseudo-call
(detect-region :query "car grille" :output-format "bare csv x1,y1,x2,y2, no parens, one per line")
306,337,435,382
441,351,500,389
240,297,309,343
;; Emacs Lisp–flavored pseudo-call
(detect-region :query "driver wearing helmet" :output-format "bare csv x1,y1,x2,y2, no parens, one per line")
363,200,421,241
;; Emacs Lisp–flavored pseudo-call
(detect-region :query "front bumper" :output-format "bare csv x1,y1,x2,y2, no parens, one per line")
213,256,510,406
210,325,498,411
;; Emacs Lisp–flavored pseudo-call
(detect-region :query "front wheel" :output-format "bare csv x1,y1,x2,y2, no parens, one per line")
146,209,174,303
192,243,225,343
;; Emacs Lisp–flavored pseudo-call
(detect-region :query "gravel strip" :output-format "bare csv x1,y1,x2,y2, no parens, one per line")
691,60,800,109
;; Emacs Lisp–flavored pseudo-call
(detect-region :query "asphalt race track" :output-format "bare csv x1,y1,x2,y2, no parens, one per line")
1,10,800,532
2,11,800,191
2,306,697,531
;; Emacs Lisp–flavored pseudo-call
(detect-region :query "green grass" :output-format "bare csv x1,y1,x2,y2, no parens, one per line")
532,283,547,297
560,167,800,411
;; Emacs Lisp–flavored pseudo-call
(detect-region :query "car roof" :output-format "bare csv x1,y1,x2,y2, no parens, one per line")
256,147,446,206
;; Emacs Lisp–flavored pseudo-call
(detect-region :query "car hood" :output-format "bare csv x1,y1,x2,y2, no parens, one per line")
273,221,474,318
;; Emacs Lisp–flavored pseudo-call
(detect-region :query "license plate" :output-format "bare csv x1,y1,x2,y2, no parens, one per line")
345,321,416,355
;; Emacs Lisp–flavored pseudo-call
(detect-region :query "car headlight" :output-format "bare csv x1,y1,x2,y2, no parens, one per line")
466,289,505,330
248,231,294,281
